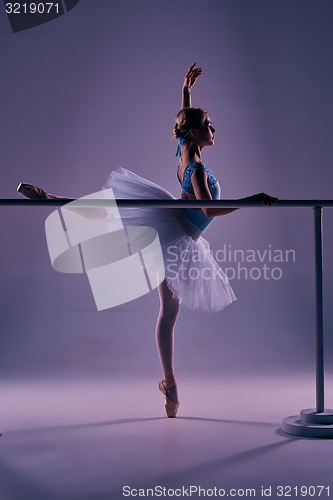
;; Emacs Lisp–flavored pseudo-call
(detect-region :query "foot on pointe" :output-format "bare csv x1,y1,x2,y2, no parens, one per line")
17,182,61,200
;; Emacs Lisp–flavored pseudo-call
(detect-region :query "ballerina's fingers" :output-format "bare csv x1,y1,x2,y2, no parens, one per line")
189,66,202,77
191,68,202,80
186,63,198,77
185,63,203,86
189,71,202,88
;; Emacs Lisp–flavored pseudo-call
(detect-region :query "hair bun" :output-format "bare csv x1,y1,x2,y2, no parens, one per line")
172,107,208,141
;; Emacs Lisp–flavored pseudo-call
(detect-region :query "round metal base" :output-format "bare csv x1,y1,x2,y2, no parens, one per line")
282,408,333,438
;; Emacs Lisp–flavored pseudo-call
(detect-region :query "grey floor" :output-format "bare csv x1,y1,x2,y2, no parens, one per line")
0,375,332,500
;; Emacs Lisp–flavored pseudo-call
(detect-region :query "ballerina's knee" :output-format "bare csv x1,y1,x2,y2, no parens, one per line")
158,304,180,326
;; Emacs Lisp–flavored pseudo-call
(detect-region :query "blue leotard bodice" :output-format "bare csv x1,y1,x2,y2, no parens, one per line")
177,162,221,235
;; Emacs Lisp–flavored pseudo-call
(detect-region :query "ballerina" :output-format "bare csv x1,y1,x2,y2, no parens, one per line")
18,63,277,418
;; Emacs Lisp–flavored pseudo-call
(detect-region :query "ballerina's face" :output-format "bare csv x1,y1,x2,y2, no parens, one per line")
194,117,216,148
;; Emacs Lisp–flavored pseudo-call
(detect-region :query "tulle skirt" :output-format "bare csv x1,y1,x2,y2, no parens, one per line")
102,167,236,312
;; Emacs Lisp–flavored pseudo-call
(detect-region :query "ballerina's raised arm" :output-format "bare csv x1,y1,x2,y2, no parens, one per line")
181,63,202,109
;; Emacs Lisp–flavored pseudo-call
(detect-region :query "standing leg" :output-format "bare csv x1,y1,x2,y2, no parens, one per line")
156,280,180,410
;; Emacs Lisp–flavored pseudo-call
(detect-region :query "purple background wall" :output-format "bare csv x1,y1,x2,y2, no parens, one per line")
1,0,333,380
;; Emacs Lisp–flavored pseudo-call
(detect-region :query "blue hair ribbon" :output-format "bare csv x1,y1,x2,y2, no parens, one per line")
175,131,190,158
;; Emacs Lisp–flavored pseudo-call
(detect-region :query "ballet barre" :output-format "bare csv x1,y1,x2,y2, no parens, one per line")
3,197,333,437
2,198,333,207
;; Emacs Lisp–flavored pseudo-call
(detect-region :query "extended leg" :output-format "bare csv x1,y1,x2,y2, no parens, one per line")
17,182,106,219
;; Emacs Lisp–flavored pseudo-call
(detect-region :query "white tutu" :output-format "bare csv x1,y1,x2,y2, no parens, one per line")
102,167,236,312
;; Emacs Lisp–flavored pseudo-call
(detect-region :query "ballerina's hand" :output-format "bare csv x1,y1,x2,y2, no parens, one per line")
246,193,278,206
183,63,203,90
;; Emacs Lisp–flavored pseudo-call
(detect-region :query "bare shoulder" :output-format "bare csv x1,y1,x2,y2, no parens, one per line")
191,167,211,200
191,164,208,183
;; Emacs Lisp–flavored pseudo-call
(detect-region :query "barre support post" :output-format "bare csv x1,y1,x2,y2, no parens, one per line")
315,205,324,412
282,205,333,437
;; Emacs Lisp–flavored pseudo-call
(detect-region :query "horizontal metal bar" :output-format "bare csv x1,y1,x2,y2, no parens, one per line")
1,199,333,208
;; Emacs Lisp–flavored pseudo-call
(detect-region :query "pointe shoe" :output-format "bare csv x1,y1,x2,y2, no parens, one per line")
158,380,179,418
17,182,60,200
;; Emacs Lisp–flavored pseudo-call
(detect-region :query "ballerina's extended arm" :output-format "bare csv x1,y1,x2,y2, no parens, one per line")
191,168,278,217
